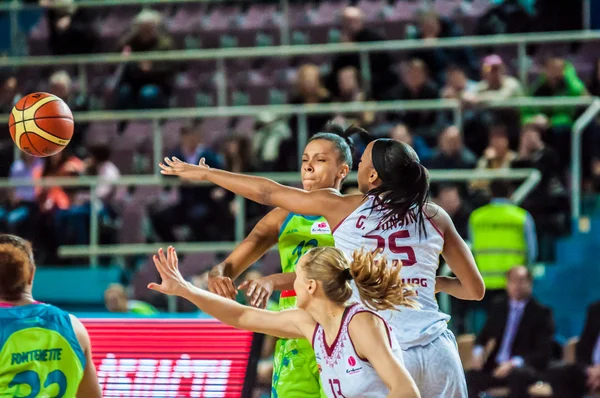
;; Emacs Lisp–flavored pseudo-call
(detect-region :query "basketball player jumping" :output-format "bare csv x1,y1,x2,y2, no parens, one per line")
160,127,485,398
150,245,421,398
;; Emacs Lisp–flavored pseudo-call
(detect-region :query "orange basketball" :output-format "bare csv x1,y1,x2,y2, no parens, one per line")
8,92,74,157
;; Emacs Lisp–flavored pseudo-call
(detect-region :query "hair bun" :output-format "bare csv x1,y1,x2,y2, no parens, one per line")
340,268,353,281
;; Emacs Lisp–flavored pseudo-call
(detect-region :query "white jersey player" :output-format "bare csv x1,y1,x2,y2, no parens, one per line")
160,124,486,398
150,245,420,398
313,303,405,398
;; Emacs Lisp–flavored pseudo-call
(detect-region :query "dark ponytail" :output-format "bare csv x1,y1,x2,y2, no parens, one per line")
308,123,372,170
368,139,430,238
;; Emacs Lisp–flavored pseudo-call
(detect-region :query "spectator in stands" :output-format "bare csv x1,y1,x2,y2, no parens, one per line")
471,123,516,196
409,11,478,84
428,125,476,170
544,301,600,398
285,64,331,170
327,6,398,101
389,123,433,164
469,181,537,306
393,59,440,139
40,0,98,55
441,65,477,101
0,72,21,178
150,123,225,242
523,57,588,162
470,55,525,103
104,283,158,315
433,184,471,240
251,112,291,172
48,70,89,155
332,66,375,128
116,10,175,111
0,154,43,241
467,266,555,398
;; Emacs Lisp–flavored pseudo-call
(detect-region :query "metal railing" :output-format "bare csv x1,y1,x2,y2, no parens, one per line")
0,168,541,266
1,30,600,105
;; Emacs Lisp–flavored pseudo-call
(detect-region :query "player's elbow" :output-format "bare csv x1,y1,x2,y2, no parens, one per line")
470,282,486,301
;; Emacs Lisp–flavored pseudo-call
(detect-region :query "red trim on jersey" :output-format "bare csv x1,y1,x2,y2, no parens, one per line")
347,310,393,363
321,303,358,357
280,290,297,298
427,217,444,238
331,215,349,234
311,322,319,348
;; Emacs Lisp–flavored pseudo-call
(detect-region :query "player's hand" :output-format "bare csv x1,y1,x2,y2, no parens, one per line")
148,247,188,296
160,157,210,181
238,278,273,308
207,274,238,300
492,362,513,379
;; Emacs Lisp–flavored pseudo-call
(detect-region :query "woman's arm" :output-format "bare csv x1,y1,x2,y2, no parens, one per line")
348,313,420,398
159,157,357,224
430,204,485,301
238,272,296,308
70,315,102,398
208,208,285,299
150,247,315,339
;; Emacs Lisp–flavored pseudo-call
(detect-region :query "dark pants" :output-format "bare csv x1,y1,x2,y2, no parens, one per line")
543,362,588,398
466,366,538,398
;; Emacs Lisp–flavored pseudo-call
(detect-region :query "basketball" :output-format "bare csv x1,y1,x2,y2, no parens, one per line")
8,92,74,157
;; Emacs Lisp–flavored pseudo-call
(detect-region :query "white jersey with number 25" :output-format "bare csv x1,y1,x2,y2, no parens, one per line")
312,303,403,398
332,196,450,348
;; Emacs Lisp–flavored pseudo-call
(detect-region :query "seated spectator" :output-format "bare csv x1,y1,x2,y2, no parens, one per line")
470,55,525,103
327,6,398,100
0,72,22,178
41,0,98,55
432,184,471,239
116,10,175,111
471,124,516,195
523,57,588,159
332,66,374,128
428,125,477,170
544,301,600,398
389,123,433,164
0,154,43,241
150,123,226,242
251,112,291,172
284,64,331,170
467,266,555,398
512,124,567,250
105,283,158,315
441,65,477,101
409,11,478,84
48,70,89,155
393,59,440,139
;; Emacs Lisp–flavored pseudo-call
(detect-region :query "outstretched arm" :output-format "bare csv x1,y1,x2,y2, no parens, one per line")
150,247,315,339
159,157,356,224
430,204,485,301
349,313,420,398
208,208,285,300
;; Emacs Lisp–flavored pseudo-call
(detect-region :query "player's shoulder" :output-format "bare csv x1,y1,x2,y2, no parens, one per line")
423,202,450,232
68,314,91,351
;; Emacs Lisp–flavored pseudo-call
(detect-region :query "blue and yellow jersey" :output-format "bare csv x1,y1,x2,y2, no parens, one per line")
0,303,85,398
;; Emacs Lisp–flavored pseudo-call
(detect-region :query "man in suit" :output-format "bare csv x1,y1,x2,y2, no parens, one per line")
466,266,555,398
544,301,600,398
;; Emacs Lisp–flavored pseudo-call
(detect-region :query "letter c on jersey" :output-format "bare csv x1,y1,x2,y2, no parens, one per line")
356,215,366,229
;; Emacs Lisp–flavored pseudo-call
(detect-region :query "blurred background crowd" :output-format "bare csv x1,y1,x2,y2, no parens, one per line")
1,0,600,396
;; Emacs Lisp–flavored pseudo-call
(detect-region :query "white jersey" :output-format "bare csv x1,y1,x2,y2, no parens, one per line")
333,196,450,348
312,303,404,398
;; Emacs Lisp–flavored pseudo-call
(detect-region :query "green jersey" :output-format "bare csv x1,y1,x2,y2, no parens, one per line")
0,303,85,398
272,213,334,398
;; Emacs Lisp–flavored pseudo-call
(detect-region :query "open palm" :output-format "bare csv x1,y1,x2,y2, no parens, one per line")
148,247,188,296
159,157,210,181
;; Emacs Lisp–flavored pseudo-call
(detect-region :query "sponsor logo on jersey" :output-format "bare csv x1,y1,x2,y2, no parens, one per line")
346,356,362,374
311,221,331,235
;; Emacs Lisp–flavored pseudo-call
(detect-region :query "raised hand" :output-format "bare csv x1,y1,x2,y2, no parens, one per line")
148,247,188,296
159,157,210,181
238,278,274,309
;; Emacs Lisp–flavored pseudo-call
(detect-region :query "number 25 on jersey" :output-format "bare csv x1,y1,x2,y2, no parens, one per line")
363,230,417,266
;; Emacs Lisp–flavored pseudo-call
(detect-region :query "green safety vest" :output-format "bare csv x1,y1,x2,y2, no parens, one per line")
469,202,528,290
